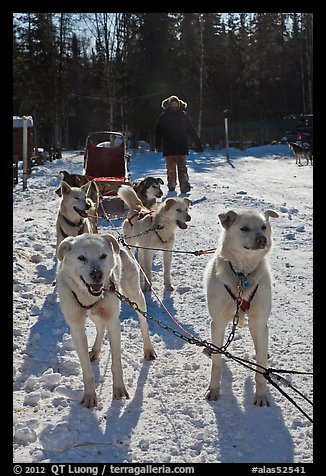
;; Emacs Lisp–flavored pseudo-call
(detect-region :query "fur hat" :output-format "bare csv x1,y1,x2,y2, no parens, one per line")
161,95,187,110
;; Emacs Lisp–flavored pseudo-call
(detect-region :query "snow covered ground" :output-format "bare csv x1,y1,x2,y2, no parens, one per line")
13,144,313,464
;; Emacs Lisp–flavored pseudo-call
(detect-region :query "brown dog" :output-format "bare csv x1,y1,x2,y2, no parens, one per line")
289,143,312,166
132,177,164,210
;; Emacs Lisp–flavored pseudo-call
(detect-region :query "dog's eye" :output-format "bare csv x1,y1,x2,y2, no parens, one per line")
77,255,86,261
240,226,250,232
100,253,107,259
176,208,182,213
261,224,267,230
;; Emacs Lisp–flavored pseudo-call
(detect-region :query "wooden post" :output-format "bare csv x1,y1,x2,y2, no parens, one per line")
22,116,28,190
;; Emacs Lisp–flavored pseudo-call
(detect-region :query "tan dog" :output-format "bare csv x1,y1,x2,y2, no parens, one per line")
57,233,156,407
117,184,191,291
204,209,279,406
55,181,96,256
55,171,99,233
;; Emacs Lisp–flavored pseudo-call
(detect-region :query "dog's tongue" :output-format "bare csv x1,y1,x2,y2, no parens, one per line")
74,207,88,218
177,220,187,229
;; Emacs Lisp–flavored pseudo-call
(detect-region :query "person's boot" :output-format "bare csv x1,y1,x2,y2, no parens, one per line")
180,184,191,193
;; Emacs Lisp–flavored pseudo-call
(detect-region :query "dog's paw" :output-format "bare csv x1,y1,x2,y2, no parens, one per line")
112,385,130,400
202,347,212,358
142,283,152,292
144,348,157,360
253,394,270,407
205,388,220,401
89,349,100,362
164,284,174,292
81,391,98,408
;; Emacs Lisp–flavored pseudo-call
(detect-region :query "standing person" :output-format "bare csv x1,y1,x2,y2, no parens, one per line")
155,95,203,194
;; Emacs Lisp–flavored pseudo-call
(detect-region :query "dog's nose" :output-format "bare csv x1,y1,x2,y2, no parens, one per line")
255,234,267,248
90,268,103,282
186,213,191,222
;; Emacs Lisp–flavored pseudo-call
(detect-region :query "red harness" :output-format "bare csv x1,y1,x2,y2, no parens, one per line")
127,209,154,227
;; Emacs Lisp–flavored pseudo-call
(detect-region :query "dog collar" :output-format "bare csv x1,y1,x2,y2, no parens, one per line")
71,280,117,309
60,213,84,229
229,261,250,288
71,290,101,310
59,212,85,239
60,223,85,239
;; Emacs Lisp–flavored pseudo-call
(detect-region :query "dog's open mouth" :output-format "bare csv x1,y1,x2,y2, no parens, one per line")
73,206,88,218
81,277,104,296
177,220,187,229
244,244,266,250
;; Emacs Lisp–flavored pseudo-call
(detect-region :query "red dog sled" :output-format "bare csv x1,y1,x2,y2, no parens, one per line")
83,131,131,216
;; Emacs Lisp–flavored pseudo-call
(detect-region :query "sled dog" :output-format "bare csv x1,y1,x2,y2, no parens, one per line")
289,142,313,166
117,184,191,291
204,209,279,406
55,171,99,233
57,233,156,407
133,176,164,209
56,181,97,256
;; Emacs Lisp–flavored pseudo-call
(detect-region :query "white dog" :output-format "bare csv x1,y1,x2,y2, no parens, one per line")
56,181,96,256
204,209,279,406
117,184,191,291
56,233,156,407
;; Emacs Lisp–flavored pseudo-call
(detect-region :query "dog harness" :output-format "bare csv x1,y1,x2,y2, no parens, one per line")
224,283,259,312
127,209,154,227
225,261,259,311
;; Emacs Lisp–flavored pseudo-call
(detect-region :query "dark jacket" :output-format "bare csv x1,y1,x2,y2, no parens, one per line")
155,109,202,156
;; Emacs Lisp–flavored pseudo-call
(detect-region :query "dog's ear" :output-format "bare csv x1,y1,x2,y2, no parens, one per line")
61,180,71,195
140,177,154,192
143,177,153,185
79,175,91,186
57,237,74,261
164,198,176,210
81,181,91,194
264,210,279,220
86,181,99,205
157,178,164,184
103,234,120,254
75,175,83,186
60,170,70,182
218,210,238,229
183,198,192,207
57,171,70,195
